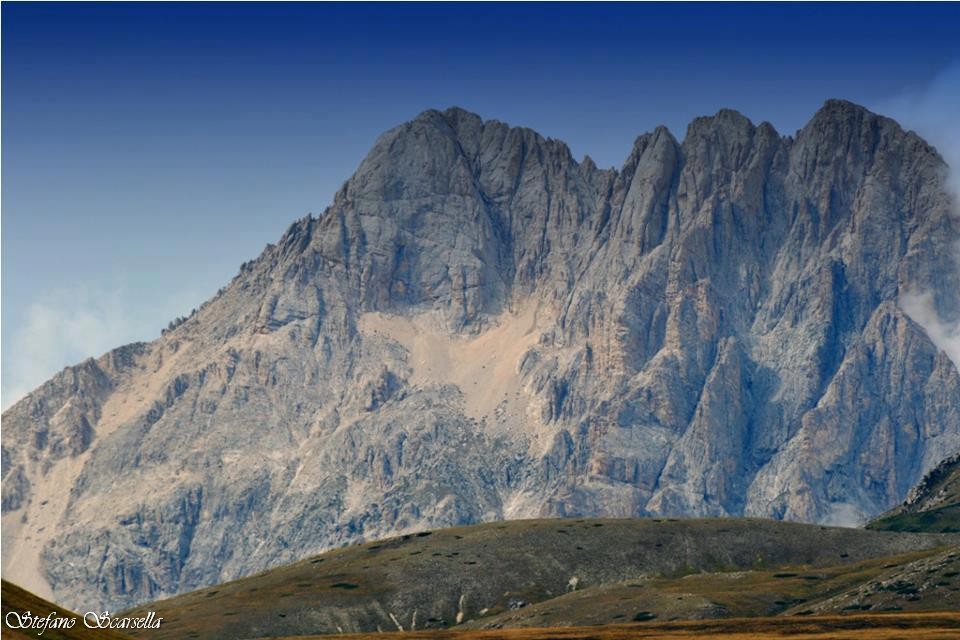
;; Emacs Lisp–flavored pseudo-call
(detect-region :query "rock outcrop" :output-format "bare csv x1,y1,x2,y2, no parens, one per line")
2,101,959,609
867,452,960,532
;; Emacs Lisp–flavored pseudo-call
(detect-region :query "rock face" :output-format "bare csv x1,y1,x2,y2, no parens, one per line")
895,453,960,515
2,101,959,610
867,452,960,532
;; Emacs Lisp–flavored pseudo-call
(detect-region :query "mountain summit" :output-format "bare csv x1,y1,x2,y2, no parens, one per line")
3,101,959,610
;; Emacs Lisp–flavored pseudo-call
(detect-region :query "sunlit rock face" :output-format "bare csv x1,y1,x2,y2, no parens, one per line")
3,100,959,610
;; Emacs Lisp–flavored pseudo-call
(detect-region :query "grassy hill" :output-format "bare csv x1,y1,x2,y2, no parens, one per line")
461,547,960,629
120,517,959,639
4,578,959,639
787,546,959,615
867,454,960,533
1,580,134,640
280,613,960,640
864,506,960,533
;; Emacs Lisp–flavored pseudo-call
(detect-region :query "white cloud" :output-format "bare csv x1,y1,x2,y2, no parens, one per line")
872,62,960,210
875,63,960,373
1,285,209,411
1,288,135,410
901,290,960,374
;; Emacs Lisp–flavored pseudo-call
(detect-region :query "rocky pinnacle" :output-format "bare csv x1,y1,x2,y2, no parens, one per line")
2,101,959,609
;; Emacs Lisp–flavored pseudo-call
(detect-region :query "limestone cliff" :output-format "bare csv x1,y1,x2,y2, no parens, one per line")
3,101,958,609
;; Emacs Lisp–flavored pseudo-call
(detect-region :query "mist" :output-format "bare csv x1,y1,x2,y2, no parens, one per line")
876,62,960,372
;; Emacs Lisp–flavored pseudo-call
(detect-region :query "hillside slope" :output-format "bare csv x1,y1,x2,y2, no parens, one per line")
121,518,959,638
867,454,960,533
6,579,960,640
3,101,959,610
257,614,960,640
464,547,960,629
1,580,134,640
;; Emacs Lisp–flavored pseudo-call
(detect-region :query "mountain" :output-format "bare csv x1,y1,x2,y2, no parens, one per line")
2,100,959,611
117,518,958,638
867,453,960,532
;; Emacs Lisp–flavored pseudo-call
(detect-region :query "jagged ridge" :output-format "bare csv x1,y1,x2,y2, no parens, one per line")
2,100,959,610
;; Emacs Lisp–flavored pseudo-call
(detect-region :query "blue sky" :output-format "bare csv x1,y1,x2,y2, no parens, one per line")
3,3,960,407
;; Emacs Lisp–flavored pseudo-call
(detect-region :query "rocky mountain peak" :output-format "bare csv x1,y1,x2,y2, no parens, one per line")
794,98,942,184
2,101,958,611
684,107,756,142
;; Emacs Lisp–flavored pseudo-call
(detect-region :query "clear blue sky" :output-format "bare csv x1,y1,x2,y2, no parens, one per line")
3,2,959,407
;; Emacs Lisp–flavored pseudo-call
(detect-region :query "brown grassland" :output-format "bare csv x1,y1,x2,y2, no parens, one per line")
280,612,960,640
2,580,134,640
4,579,960,639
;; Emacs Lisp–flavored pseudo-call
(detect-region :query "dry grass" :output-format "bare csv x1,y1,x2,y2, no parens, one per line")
455,547,960,629
866,505,960,533
5,577,959,640
273,612,960,640
1,580,135,640
120,518,958,639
